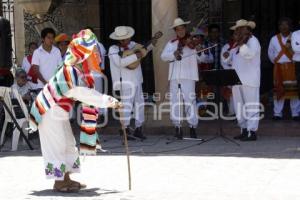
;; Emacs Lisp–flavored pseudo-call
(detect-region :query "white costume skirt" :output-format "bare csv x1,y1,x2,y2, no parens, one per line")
38,105,80,180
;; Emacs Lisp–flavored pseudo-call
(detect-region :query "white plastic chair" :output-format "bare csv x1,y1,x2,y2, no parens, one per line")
0,87,30,151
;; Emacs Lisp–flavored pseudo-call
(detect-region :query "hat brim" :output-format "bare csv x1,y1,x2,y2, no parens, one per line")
191,31,205,36
230,21,256,30
109,27,135,40
55,35,71,43
170,21,191,29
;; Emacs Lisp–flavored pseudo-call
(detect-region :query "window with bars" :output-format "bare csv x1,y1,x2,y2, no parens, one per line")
1,0,16,64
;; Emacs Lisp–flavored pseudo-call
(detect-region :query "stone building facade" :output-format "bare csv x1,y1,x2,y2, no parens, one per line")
12,0,100,65
3,0,300,95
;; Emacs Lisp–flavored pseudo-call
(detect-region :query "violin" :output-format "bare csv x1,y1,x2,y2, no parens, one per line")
175,34,203,60
178,35,203,50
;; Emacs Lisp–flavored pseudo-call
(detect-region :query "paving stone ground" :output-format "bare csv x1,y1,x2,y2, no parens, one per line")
1,134,300,200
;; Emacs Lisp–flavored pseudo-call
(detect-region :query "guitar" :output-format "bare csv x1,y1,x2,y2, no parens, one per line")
122,31,163,70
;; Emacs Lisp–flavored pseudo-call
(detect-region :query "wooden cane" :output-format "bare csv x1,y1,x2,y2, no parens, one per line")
118,108,132,190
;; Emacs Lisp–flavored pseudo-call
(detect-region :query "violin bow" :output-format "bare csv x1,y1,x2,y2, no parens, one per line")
169,44,218,63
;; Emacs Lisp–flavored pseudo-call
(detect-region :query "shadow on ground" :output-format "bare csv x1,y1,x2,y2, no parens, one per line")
1,135,300,160
29,188,122,198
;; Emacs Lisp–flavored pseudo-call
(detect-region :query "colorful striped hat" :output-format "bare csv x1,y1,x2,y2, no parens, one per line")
55,33,71,43
64,29,99,66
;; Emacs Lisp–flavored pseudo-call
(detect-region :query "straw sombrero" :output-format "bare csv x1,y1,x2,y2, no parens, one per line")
109,26,135,40
230,19,256,30
170,18,191,29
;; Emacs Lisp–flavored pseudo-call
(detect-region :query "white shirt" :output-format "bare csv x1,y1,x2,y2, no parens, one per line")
268,34,292,63
108,41,143,91
32,45,62,89
225,36,261,87
12,82,31,97
91,42,107,89
221,43,233,69
291,30,300,61
196,47,214,65
161,39,199,81
21,56,31,73
98,42,106,69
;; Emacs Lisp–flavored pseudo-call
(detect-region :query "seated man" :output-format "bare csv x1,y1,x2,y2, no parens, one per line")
12,68,32,105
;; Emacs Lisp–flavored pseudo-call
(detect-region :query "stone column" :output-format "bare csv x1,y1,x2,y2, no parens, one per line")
14,1,25,66
0,1,3,17
152,0,177,103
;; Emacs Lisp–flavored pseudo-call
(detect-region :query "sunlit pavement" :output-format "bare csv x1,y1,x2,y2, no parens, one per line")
1,134,300,200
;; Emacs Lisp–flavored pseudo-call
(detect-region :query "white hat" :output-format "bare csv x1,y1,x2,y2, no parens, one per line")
230,19,256,30
191,27,206,36
170,18,191,29
109,26,135,40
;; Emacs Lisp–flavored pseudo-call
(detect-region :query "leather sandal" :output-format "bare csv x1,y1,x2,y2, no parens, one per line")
53,181,81,193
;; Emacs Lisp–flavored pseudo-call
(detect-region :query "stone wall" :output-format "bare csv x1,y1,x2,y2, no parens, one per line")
177,0,238,36
177,0,209,30
22,0,100,56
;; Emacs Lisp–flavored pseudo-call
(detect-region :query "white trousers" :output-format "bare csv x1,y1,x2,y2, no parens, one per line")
273,99,300,117
93,72,104,94
227,96,235,115
92,71,107,116
120,84,145,127
232,85,260,132
170,79,198,128
38,105,80,180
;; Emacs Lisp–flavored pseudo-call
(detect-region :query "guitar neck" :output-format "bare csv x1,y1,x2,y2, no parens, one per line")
143,38,155,50
143,32,163,50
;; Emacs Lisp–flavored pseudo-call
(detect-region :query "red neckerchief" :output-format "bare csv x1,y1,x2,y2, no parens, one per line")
27,55,38,83
120,43,129,50
27,55,33,64
228,40,237,51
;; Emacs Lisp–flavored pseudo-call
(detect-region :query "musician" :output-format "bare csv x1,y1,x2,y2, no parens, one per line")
108,26,156,140
268,17,300,121
207,24,224,70
292,21,300,108
191,27,214,68
86,26,107,94
220,31,237,116
191,27,214,115
223,19,261,141
161,18,199,139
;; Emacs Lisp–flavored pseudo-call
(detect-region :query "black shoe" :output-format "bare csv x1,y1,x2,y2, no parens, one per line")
240,131,257,141
174,127,183,140
190,127,197,138
133,127,147,140
292,116,300,121
233,128,247,140
273,116,282,121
